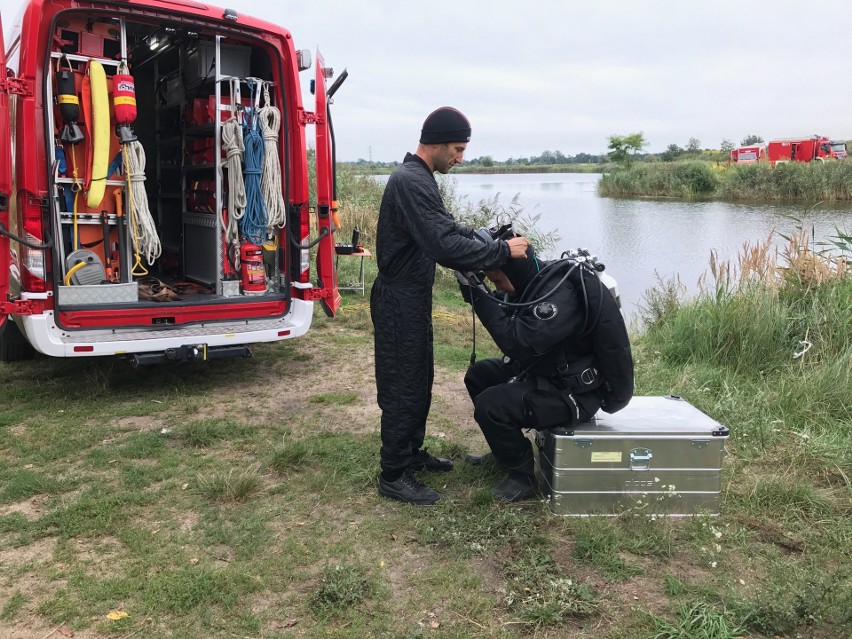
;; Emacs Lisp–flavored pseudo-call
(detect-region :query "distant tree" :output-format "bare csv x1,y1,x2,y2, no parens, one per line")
661,144,684,162
607,133,646,166
720,139,735,153
687,138,701,153
741,134,764,145
481,156,494,168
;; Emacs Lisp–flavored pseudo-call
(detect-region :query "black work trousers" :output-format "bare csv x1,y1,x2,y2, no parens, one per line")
464,357,595,468
370,276,434,474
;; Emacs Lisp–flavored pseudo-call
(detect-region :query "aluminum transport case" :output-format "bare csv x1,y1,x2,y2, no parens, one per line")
535,396,729,517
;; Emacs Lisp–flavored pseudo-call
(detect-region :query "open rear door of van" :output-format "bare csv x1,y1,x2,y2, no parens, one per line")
313,50,341,317
0,15,12,329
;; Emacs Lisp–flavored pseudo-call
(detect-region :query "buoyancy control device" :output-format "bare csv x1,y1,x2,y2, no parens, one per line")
519,253,634,413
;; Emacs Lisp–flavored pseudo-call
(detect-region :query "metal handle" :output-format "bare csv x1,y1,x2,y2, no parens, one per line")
629,447,653,471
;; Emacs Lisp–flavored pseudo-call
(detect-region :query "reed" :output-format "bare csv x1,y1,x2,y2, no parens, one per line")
642,226,852,429
600,159,852,201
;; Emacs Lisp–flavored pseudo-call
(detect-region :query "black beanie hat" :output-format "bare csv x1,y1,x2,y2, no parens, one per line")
420,107,471,144
501,245,538,295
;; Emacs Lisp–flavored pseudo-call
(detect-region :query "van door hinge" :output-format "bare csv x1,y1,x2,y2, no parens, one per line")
0,77,34,96
1,298,44,316
297,108,324,126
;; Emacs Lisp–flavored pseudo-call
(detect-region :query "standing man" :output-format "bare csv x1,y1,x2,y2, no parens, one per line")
371,107,531,505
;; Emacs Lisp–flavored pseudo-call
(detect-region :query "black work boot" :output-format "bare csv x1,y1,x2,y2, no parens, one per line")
493,457,537,502
409,448,453,472
378,469,440,505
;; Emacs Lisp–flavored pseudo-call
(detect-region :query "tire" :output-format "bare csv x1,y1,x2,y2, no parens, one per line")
0,317,36,362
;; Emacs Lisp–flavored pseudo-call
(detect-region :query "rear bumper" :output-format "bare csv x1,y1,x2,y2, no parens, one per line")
16,299,313,357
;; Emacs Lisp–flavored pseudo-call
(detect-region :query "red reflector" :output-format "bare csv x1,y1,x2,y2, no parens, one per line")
278,330,291,337
73,345,95,352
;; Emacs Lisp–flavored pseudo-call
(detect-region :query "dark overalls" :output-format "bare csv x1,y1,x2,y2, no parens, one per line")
371,153,507,474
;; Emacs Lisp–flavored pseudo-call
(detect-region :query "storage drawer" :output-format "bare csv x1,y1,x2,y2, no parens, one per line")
535,396,729,517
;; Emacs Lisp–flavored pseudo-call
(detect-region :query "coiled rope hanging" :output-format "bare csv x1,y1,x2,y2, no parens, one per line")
258,82,286,229
221,79,247,249
240,79,267,245
123,139,161,271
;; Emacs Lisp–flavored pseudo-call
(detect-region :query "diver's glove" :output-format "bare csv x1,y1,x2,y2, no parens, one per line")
455,271,491,304
455,271,474,304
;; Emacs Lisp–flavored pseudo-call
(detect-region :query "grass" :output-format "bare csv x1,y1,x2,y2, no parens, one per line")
0,182,850,638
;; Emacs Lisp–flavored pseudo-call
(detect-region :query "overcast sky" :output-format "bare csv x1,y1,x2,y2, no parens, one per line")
3,0,850,162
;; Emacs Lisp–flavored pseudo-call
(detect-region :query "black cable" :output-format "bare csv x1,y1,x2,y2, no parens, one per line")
288,225,329,250
0,223,53,250
473,259,583,309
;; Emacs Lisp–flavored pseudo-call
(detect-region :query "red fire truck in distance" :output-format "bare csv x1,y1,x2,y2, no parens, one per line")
766,136,847,167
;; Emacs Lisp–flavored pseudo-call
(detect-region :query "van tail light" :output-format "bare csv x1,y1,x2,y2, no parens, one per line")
299,214,310,284
18,192,47,293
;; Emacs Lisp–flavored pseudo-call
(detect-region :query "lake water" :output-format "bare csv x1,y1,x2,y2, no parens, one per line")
377,173,852,324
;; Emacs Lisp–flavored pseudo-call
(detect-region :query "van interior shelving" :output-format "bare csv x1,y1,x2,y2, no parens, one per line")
48,13,287,309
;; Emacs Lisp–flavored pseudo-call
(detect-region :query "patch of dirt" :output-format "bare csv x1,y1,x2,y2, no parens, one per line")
0,536,55,571
0,495,49,521
0,622,99,639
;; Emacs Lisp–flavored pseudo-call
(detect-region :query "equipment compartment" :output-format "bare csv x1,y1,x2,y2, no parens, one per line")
48,14,288,308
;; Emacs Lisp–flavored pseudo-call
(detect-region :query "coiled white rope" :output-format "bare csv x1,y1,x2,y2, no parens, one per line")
258,82,286,228
222,114,246,248
123,141,161,266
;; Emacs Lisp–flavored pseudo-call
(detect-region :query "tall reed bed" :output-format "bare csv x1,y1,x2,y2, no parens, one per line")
640,227,851,437
600,159,852,201
719,160,852,201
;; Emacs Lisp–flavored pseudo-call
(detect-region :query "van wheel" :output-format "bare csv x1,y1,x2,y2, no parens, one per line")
0,318,36,362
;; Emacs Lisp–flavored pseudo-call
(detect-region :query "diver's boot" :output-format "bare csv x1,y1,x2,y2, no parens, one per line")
464,451,495,465
493,457,537,502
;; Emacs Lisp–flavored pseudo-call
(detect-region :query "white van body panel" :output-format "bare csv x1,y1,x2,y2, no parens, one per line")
17,298,314,357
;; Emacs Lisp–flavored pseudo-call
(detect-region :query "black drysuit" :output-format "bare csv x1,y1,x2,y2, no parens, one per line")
371,153,508,474
464,260,634,469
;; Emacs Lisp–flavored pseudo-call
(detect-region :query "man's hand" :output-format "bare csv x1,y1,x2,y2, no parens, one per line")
506,236,531,258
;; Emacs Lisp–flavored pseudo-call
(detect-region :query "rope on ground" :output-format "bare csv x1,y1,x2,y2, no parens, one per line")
258,82,286,229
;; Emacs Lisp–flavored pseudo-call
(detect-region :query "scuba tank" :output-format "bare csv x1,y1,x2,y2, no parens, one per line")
561,248,622,311
56,56,84,145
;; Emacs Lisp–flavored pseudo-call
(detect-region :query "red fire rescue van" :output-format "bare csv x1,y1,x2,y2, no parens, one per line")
1,0,344,364
729,144,766,164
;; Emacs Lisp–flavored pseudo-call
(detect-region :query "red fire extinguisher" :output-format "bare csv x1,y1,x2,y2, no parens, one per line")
240,243,266,294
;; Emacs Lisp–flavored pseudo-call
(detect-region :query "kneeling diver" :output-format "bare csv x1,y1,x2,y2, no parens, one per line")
458,240,634,501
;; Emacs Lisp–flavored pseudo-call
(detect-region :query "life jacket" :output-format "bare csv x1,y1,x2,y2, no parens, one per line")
518,258,634,414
